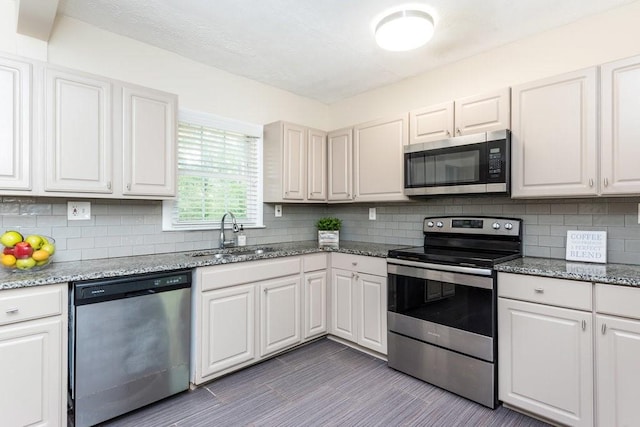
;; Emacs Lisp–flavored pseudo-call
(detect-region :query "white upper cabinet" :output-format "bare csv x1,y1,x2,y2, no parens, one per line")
327,127,353,202
354,114,408,202
263,121,327,203
409,101,454,144
122,85,177,197
44,68,113,194
511,67,598,198
600,54,640,195
454,88,510,136
409,88,510,144
0,56,31,191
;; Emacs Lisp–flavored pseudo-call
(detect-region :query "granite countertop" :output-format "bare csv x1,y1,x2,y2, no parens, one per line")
0,240,398,290
495,257,640,287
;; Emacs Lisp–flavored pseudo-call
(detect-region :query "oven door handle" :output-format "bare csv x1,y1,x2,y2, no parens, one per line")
387,261,494,290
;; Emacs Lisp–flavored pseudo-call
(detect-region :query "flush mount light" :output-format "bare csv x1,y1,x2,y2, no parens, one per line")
374,9,435,52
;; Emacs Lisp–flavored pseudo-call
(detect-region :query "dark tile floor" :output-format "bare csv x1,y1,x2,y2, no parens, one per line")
100,338,550,426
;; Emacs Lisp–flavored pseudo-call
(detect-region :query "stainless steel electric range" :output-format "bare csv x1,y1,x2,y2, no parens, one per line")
386,216,523,408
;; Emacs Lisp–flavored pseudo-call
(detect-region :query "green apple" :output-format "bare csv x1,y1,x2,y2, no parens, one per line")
16,257,36,270
41,243,56,256
25,235,44,250
0,231,23,248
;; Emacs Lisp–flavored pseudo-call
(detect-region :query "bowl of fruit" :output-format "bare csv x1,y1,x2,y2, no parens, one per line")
1,231,56,272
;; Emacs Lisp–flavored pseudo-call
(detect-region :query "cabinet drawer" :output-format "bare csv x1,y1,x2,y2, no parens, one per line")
303,253,328,272
331,253,386,276
199,257,301,291
596,284,640,319
0,285,64,326
498,272,592,311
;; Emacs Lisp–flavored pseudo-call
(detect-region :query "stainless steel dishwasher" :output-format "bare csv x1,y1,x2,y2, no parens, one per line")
69,270,192,427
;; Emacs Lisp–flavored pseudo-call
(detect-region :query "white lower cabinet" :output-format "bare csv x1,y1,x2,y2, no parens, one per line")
498,273,593,427
595,283,640,427
330,253,387,355
199,284,255,379
0,284,67,427
259,276,301,357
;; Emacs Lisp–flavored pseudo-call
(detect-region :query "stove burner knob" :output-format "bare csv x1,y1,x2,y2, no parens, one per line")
436,221,444,228
504,223,513,230
492,222,501,230
427,221,434,228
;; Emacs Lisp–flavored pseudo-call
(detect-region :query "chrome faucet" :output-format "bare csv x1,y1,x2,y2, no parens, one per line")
219,211,239,248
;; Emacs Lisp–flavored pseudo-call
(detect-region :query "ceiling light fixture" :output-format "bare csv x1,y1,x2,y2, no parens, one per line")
374,9,435,52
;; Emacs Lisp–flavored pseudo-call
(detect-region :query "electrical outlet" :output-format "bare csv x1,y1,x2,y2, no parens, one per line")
369,207,376,220
68,201,91,220
275,204,282,217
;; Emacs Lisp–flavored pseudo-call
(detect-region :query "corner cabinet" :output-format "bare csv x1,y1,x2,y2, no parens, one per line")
353,114,408,202
600,54,640,195
409,88,510,144
0,55,32,191
330,253,387,354
511,67,598,198
498,273,593,427
595,284,640,427
0,284,68,427
122,85,177,197
263,121,327,203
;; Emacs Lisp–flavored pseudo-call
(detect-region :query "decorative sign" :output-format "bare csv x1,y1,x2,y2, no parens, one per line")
566,230,607,264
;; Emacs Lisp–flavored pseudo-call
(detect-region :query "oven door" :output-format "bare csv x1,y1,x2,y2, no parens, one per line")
387,261,496,362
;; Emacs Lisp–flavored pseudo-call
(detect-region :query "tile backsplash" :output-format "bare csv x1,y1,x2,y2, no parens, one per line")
1,195,639,265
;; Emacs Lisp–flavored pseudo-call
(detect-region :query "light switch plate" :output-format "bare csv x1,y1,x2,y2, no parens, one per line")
68,201,91,220
275,205,282,217
369,207,376,220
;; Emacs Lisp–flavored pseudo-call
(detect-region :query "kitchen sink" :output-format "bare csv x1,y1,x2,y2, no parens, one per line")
232,247,277,256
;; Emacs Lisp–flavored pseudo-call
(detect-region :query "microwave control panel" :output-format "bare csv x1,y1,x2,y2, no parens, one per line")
488,147,503,177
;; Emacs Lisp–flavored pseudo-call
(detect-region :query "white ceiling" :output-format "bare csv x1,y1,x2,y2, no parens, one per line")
56,0,637,104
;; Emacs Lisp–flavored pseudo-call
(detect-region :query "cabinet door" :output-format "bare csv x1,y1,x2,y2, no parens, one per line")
303,270,327,339
44,68,113,193
259,276,301,357
498,298,593,427
0,317,63,427
200,285,255,379
454,88,510,136
409,101,454,144
601,55,640,195
307,128,327,201
327,128,353,201
511,68,598,198
354,114,408,202
596,314,640,427
122,86,176,196
282,123,306,200
357,272,387,354
330,268,356,342
0,57,31,191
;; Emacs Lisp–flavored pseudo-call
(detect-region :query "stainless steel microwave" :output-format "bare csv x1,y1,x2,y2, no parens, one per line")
404,130,510,196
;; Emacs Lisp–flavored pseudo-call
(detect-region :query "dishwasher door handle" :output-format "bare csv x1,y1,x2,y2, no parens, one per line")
124,289,157,298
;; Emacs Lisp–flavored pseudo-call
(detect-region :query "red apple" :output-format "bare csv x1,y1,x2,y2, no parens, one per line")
2,247,14,256
13,241,33,259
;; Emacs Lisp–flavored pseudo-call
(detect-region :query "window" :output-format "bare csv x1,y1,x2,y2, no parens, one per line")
163,110,263,231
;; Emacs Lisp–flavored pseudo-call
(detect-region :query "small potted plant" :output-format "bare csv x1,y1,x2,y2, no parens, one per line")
316,217,342,248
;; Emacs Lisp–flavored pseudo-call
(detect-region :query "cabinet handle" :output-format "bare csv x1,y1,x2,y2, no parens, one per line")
534,288,544,293
589,178,594,187
601,323,607,335
456,128,461,135
446,130,451,137
352,262,358,266
5,307,18,314
582,320,586,331
107,181,112,190
354,274,359,281
264,288,267,294
127,183,131,191
604,177,609,187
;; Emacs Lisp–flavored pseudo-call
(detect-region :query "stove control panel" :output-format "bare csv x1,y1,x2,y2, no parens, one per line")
423,216,521,236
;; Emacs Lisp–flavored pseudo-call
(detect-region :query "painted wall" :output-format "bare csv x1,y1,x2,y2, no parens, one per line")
328,1,640,129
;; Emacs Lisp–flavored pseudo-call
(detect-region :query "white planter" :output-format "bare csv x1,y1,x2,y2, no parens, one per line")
318,230,339,248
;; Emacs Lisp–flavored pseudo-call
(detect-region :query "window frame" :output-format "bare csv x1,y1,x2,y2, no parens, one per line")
162,109,264,231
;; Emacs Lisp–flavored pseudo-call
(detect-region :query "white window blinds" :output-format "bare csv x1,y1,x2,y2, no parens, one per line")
163,110,263,230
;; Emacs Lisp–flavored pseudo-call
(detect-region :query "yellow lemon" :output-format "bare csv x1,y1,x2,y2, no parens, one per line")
32,250,50,262
1,254,16,267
